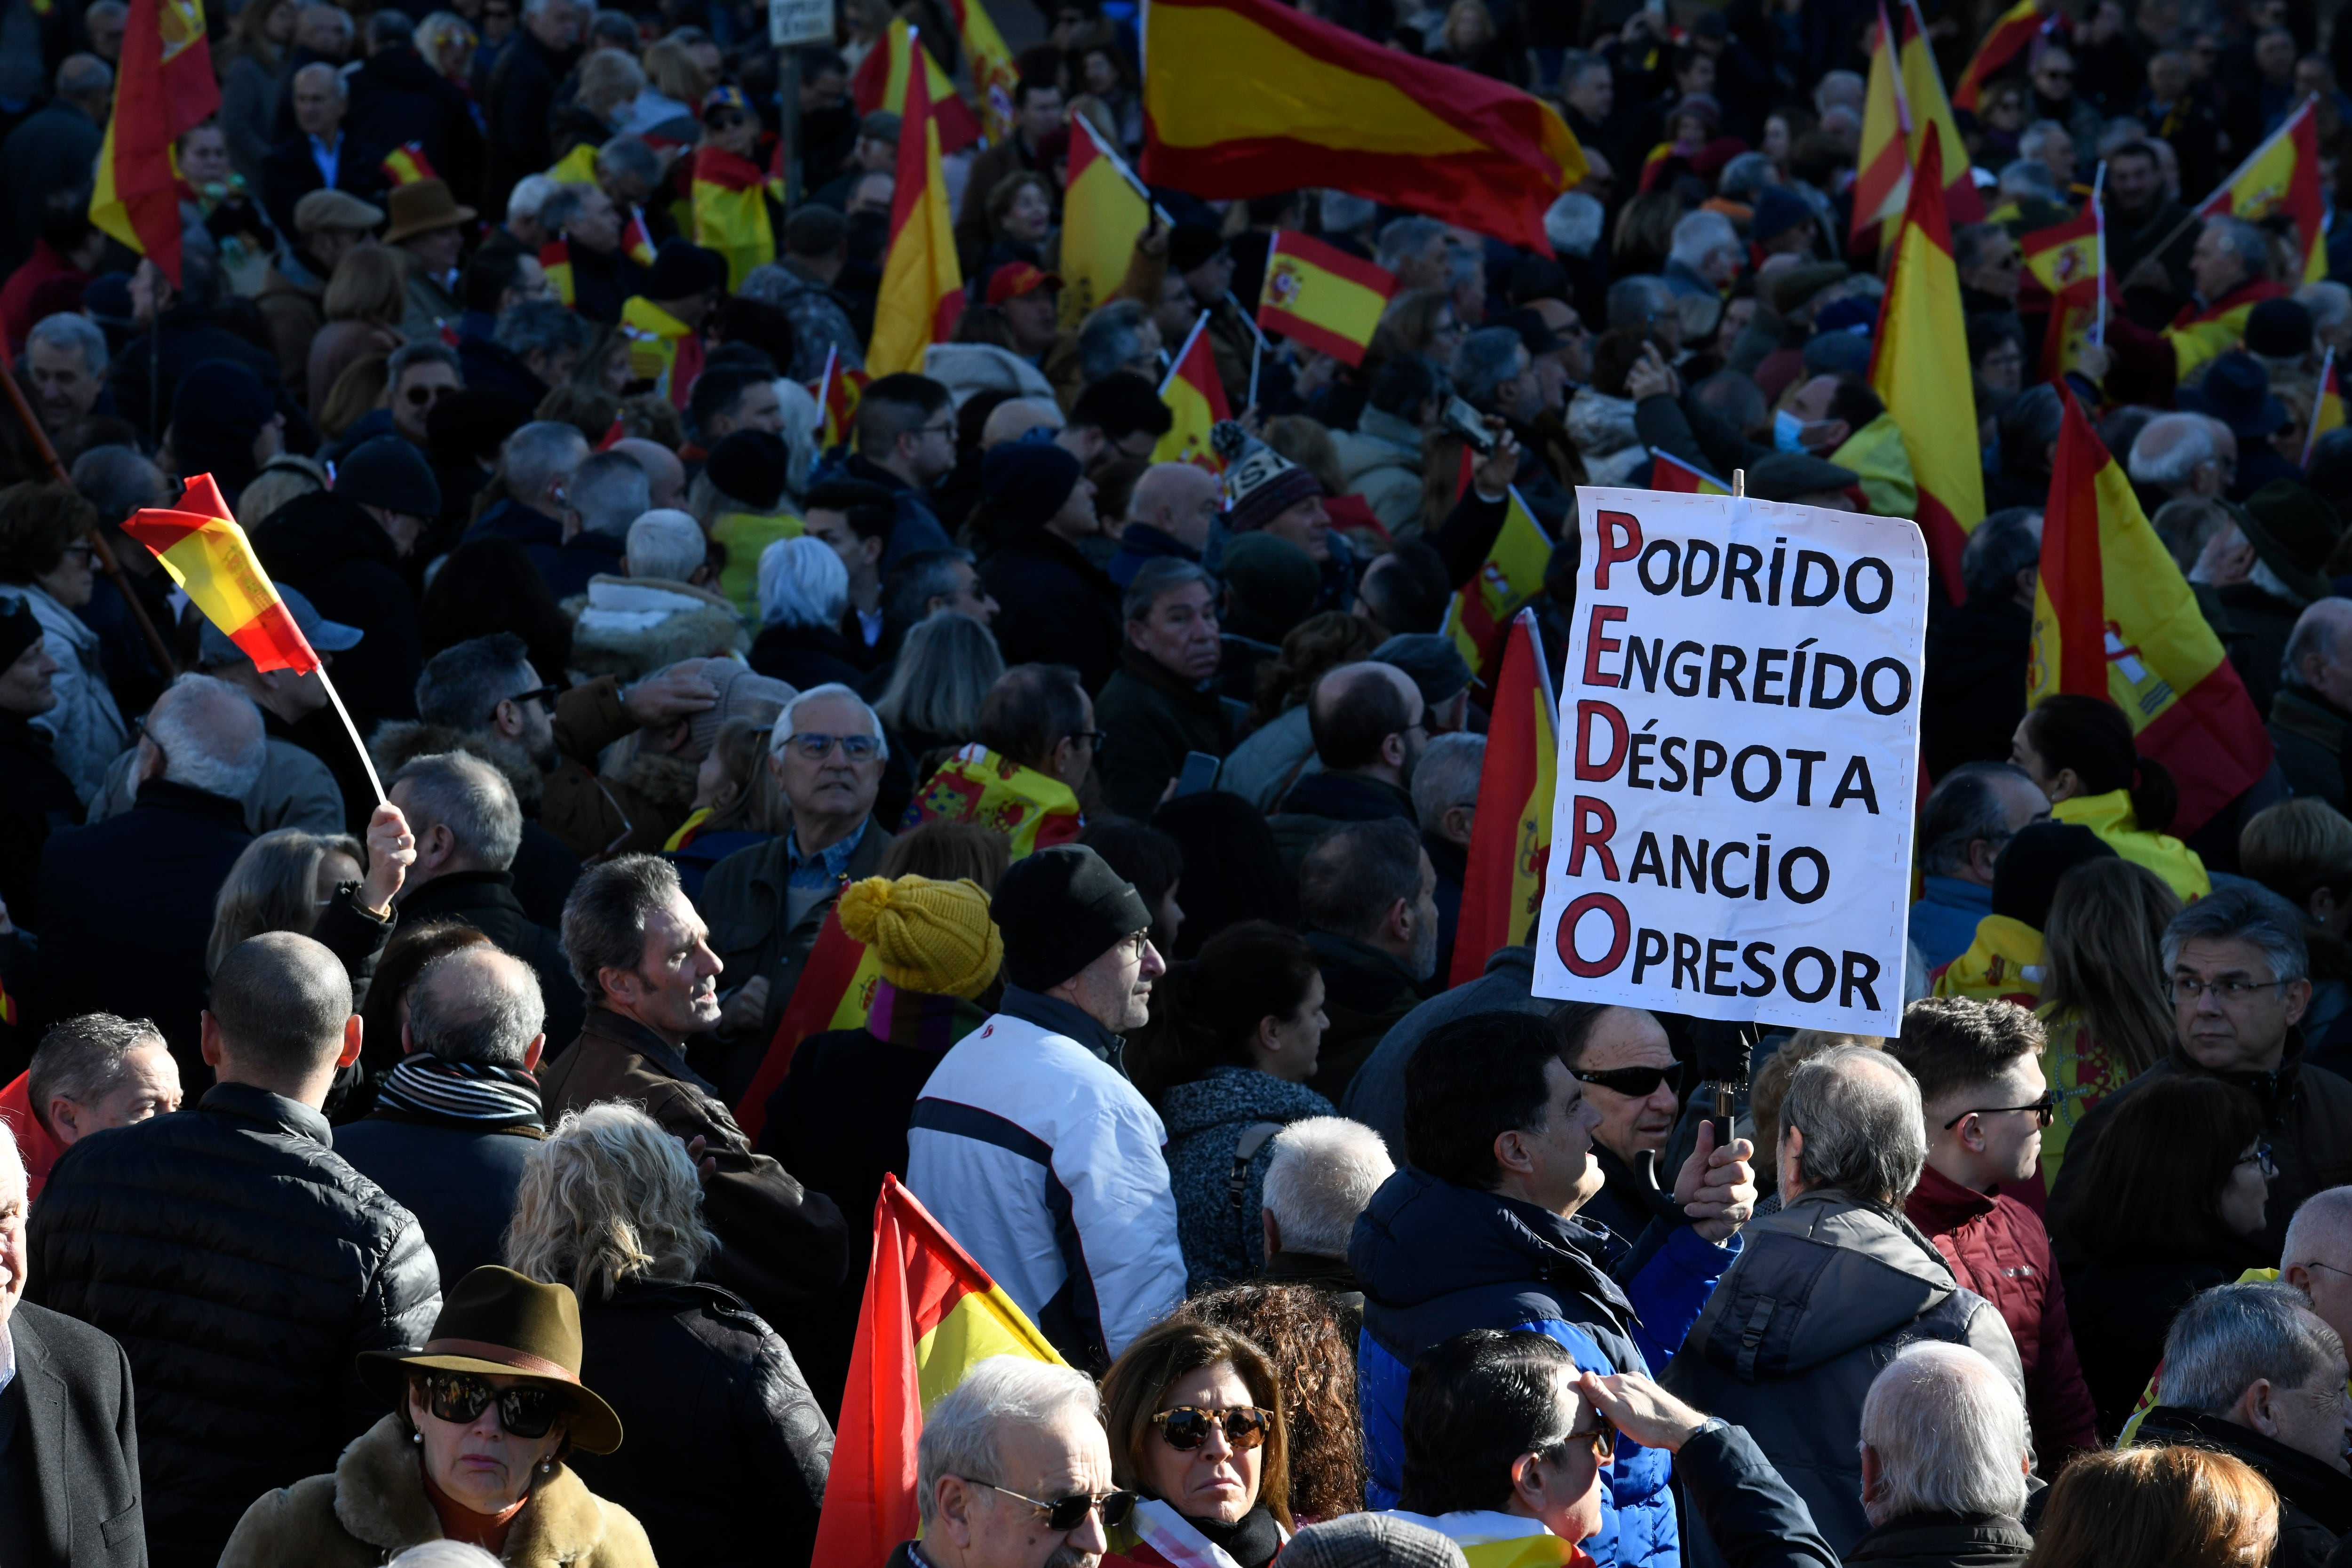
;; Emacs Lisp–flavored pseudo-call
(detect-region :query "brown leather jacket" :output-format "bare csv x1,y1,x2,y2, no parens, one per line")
540,677,693,862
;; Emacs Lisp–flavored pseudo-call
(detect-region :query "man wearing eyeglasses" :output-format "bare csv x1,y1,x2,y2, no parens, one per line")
2050,883,2352,1267
901,1356,1127,1568
1892,997,2102,1465
834,373,958,565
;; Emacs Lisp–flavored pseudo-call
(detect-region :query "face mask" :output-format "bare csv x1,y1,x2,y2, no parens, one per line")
1773,409,1812,453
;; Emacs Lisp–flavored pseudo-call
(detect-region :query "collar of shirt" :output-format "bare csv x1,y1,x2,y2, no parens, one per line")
308,130,341,186
0,1321,14,1399
784,818,866,892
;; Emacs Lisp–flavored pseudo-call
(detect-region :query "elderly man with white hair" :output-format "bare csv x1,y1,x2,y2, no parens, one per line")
2129,412,2233,505
2272,599,2352,809
1853,1345,2035,1565
21,314,106,440
1259,1116,1393,1318
1663,210,1742,302
566,511,748,683
895,1356,1127,1568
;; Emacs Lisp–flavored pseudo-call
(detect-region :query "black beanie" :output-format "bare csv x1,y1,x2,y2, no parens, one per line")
992,845,1154,992
0,596,40,671
706,429,791,510
1990,821,2117,932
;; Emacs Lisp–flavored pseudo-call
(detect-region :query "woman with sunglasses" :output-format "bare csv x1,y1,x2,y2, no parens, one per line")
220,1266,655,1567
1099,1319,1294,1568
2056,1076,2273,1437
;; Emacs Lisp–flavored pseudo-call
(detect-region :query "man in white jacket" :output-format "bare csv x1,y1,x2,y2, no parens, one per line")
907,844,1187,1370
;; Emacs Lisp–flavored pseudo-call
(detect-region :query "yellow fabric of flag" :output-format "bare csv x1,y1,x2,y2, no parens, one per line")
1441,487,1550,676
1058,113,1151,333
1152,313,1231,469
869,55,962,378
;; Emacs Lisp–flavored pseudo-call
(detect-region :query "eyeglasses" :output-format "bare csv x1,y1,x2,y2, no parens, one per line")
2240,1143,2279,1179
405,382,456,408
1069,729,1109,751
1570,1062,1685,1098
1152,1405,1277,1452
421,1371,564,1439
970,1480,1139,1531
1539,1414,1618,1463
494,684,557,723
916,419,958,438
2172,975,2290,1004
1942,1091,2057,1130
782,731,881,761
60,542,94,565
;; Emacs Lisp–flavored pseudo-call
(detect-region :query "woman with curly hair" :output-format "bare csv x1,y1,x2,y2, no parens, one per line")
1175,1283,1366,1522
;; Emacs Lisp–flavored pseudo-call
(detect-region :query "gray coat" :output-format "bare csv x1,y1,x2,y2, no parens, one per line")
90,735,344,838
1660,1189,2027,1567
5,1301,145,1568
1216,707,1316,812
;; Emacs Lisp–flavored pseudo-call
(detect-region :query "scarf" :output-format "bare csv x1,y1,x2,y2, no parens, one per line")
1119,1499,1287,1568
375,1053,545,1128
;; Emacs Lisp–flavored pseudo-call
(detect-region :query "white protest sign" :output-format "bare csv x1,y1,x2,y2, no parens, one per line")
1530,486,1928,1035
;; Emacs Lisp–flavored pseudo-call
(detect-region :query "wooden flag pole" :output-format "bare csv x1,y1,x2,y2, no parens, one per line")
316,663,386,805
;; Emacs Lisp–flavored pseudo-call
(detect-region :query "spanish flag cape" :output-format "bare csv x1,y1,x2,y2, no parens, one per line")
2162,276,2293,382
1380,1510,1590,1568
1929,914,2045,1009
906,744,1083,858
620,294,705,408
689,144,775,291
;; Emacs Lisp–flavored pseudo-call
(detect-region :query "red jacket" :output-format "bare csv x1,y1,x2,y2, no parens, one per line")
0,1069,64,1201
1904,1162,2101,1460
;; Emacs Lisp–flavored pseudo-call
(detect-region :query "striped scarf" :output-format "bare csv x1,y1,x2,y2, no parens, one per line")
1114,1500,1288,1568
374,1054,544,1129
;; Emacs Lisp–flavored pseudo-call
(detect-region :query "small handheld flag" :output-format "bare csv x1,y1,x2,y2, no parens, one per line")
1255,230,1396,367
1151,311,1232,470
621,206,657,268
122,475,385,803
2309,348,2343,465
380,142,439,186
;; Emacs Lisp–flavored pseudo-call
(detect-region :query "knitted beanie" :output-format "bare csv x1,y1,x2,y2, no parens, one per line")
835,874,1003,999
1213,421,1322,534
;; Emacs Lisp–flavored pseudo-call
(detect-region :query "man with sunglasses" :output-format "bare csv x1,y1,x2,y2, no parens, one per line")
1559,1006,1712,1250
1892,997,2102,1465
902,1355,1129,1568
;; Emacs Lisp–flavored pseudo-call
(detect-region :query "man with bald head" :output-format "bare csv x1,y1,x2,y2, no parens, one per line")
30,932,443,1568
980,398,1064,449
2273,598,2352,809
1269,661,1426,873
2128,412,2234,508
1109,461,1224,589
337,946,549,1290
260,61,382,253
613,437,686,512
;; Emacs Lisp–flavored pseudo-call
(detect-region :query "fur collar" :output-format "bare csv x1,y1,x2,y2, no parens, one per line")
332,1414,617,1564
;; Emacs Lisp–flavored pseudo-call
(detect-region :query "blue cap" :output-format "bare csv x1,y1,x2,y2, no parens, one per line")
198,584,362,668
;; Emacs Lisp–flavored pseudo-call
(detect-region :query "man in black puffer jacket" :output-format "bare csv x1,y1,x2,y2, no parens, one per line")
28,931,442,1568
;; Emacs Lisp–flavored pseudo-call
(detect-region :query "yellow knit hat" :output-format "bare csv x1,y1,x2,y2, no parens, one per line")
835,874,1003,1000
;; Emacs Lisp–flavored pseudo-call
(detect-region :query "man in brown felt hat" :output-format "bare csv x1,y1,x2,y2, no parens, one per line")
385,178,480,339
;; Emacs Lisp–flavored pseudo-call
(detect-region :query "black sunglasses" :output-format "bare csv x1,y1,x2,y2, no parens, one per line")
490,684,558,723
973,1480,1139,1531
1569,1062,1686,1098
422,1371,564,1439
1941,1091,2058,1130
1153,1405,1276,1452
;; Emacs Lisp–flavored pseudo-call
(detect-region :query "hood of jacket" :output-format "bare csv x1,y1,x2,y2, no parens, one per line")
254,490,401,580
567,575,750,679
1689,1188,1958,1379
1159,1065,1333,1141
1349,1165,1638,1340
372,718,546,805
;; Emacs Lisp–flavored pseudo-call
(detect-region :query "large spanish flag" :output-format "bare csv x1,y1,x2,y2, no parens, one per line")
1449,608,1555,987
121,475,318,673
2029,388,2272,836
690,144,775,291
88,0,217,283
1954,0,2049,111
1898,0,1981,223
2195,95,2328,284
1140,0,1583,252
812,1175,1066,1568
1152,312,1232,469
939,0,1020,144
1870,125,1981,602
1059,112,1153,333
850,17,981,155
868,42,965,378
1441,486,1551,679
1256,230,1395,366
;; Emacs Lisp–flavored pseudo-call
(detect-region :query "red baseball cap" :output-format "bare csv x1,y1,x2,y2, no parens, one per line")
986,261,1065,306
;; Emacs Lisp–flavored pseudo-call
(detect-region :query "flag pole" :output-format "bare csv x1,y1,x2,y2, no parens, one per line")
2092,159,2107,346
2307,346,2336,466
317,665,386,805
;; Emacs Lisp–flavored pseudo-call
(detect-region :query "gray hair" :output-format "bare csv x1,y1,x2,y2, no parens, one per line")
1918,762,2037,876
407,947,545,1067
27,1012,164,1135
874,610,1004,740
757,535,848,629
1961,507,2042,602
388,1544,502,1568
494,298,591,360
2017,120,2072,162
1781,1045,1927,1203
1668,209,1740,271
2285,598,2352,686
2161,880,2309,983
70,444,169,524
2208,216,2272,282
1449,327,1529,414
56,53,111,97
1995,159,2060,203
774,682,887,761
624,509,707,582
885,547,978,627
0,1118,20,1206
1543,193,1604,260
560,853,683,1000
506,173,561,225
595,134,660,190
2162,1281,2347,1414
2297,281,2352,337
387,339,459,383
1121,556,1216,623
1716,152,1775,202
147,674,266,799
1076,299,1153,386
1606,274,1676,332
1261,1115,1396,1258
391,750,524,871
2284,1186,2352,1274
413,632,534,731
537,183,590,234
1411,732,1484,835
1375,216,1447,275
568,451,650,540
2128,412,2219,487
503,1102,716,1300
501,420,590,504
1319,190,1377,236
25,312,104,375
1857,1344,2030,1527
292,59,346,98
916,1358,1105,1530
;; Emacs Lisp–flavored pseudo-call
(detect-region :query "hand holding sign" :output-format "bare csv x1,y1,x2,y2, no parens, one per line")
1673,1117,1756,1242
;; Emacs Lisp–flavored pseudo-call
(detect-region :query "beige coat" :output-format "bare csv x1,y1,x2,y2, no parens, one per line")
219,1414,658,1568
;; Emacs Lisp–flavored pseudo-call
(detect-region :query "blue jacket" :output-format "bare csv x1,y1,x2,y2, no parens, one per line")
1349,1167,1738,1568
1907,876,1991,971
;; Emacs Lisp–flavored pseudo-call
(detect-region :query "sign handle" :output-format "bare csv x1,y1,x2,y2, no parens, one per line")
1732,468,1746,498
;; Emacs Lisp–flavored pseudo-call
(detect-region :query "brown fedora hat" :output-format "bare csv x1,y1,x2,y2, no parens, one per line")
381,178,478,245
358,1266,623,1454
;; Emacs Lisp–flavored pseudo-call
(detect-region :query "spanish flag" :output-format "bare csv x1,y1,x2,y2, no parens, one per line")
809,347,870,454
2018,204,2105,380
1870,125,1982,602
1953,0,2048,111
122,475,317,672
621,294,705,407
732,908,882,1143
1648,451,1730,494
1383,1512,1578,1568
1851,2,1911,245
1449,609,1556,987
2030,387,2273,836
2307,348,2343,464
812,1175,1067,1568
690,144,775,290
850,16,981,155
1256,230,1395,366
1152,313,1232,469
1441,486,1552,679
547,141,600,186
1059,112,1154,333
1898,0,1981,223
939,0,1020,144
380,142,438,186
869,36,964,378
621,206,657,268
904,743,1085,859
539,239,574,307
1139,0,1583,252
89,0,218,283
2195,95,2328,284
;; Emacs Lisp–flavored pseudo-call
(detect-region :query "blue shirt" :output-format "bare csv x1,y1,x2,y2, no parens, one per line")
1909,875,1993,971
308,130,342,190
785,818,866,893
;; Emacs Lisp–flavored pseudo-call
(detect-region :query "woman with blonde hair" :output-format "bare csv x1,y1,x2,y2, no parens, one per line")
414,11,479,86
874,611,1006,766
1100,1317,1294,1566
310,248,411,422
502,1104,831,1567
663,717,787,900
2034,856,2181,1188
2028,1444,2278,1568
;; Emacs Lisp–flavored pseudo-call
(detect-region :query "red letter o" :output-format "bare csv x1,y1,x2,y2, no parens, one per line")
1556,892,1631,978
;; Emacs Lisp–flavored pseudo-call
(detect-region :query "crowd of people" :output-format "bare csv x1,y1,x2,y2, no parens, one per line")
1,0,2352,1561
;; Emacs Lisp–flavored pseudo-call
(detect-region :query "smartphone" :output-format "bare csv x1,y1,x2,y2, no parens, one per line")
1175,751,1221,797
1442,395,1499,455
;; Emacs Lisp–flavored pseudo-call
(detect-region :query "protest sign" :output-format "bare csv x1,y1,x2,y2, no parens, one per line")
1531,487,1929,1035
